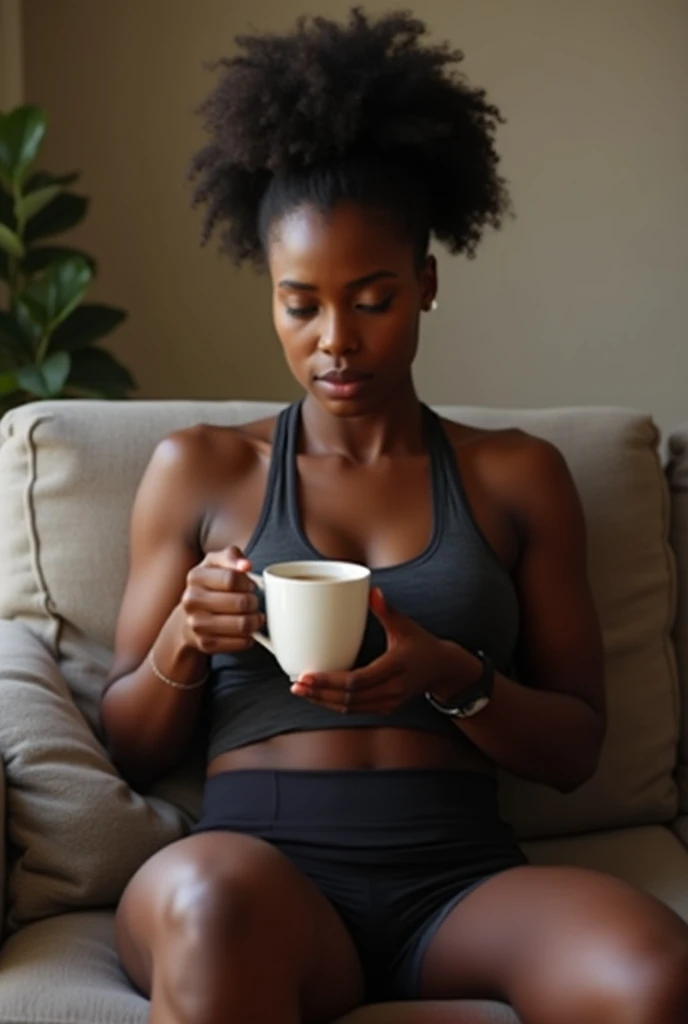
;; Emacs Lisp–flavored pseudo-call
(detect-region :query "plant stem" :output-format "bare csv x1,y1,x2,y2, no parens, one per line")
35,330,50,365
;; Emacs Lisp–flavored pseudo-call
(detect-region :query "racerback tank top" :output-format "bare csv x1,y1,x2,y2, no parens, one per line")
205,401,520,759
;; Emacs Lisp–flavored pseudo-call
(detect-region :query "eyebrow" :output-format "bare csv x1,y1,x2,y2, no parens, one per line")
277,270,398,292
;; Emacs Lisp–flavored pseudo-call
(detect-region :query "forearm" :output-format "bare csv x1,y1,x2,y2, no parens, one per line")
100,605,209,787
432,645,605,793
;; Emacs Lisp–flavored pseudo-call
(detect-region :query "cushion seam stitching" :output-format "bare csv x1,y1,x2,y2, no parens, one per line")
24,417,61,657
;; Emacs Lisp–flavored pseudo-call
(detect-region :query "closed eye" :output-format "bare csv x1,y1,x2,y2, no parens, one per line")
286,296,394,319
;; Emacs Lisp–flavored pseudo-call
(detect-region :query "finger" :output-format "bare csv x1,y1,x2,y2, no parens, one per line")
182,588,260,615
192,634,257,654
294,693,402,716
291,679,405,707
205,545,252,572
187,611,266,638
188,564,256,594
369,587,407,638
298,651,401,692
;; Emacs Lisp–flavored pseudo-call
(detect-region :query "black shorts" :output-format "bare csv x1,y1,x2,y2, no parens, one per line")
192,767,527,1001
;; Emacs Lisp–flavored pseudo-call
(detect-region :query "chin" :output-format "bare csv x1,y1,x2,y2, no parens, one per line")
306,387,380,418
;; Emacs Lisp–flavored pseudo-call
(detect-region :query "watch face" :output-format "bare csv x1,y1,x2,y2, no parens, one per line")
453,695,490,719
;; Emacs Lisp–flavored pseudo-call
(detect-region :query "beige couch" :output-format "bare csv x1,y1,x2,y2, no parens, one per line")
1,398,688,1024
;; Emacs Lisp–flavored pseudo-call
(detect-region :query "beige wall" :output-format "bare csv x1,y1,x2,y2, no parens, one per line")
0,0,23,109
22,0,688,436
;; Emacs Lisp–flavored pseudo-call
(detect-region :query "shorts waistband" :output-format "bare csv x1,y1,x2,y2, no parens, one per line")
199,768,499,827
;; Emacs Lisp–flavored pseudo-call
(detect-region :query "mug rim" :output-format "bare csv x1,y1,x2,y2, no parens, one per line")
264,560,370,583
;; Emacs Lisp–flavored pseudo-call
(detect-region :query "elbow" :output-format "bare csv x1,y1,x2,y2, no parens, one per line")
554,713,607,794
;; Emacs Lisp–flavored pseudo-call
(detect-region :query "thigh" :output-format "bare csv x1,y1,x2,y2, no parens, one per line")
419,864,688,1010
116,830,364,1022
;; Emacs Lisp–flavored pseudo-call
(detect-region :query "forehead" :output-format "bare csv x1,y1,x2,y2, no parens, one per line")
268,203,414,284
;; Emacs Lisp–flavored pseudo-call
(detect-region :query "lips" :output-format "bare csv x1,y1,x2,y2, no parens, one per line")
317,369,371,383
314,369,373,400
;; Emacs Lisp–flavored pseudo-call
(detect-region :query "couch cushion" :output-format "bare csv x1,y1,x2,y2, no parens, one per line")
524,824,688,922
0,401,678,841
0,620,196,931
0,913,147,1024
0,912,518,1024
667,424,688,811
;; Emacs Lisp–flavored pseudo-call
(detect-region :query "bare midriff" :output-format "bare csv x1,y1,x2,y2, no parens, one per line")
207,726,494,777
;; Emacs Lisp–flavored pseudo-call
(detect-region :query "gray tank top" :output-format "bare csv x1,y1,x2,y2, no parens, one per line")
205,401,520,759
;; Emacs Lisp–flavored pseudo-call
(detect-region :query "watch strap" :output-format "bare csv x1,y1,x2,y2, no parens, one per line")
424,649,494,717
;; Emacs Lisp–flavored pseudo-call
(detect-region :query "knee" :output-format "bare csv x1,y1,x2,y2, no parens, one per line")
161,860,265,949
625,940,688,1024
578,934,688,1024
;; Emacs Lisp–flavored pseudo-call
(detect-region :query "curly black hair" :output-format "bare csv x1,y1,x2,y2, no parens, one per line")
189,7,510,270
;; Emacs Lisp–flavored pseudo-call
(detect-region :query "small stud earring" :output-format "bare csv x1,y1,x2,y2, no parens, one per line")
430,298,439,312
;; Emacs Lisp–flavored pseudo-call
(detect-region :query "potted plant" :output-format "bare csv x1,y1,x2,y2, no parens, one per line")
0,104,136,415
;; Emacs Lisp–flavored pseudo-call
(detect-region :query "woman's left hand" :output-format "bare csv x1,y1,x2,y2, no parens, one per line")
290,587,465,714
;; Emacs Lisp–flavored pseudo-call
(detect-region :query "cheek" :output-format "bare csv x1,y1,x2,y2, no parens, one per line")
274,315,314,370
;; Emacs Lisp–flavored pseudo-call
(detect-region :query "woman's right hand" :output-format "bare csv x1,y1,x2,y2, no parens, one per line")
179,546,264,654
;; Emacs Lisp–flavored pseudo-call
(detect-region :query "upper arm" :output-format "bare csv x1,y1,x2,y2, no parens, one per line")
106,429,211,687
506,438,606,723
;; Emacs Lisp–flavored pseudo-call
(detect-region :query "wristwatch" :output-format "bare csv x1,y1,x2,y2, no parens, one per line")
424,649,494,719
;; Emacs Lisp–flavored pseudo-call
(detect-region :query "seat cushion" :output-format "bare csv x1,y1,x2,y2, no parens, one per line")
0,912,518,1024
0,912,148,1024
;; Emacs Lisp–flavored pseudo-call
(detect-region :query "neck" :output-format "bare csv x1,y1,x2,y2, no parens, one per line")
300,378,424,464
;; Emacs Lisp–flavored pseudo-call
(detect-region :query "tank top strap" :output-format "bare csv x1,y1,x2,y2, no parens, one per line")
283,397,304,535
421,403,467,525
242,401,301,557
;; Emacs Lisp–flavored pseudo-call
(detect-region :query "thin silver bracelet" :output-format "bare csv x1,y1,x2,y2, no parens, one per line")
147,649,209,691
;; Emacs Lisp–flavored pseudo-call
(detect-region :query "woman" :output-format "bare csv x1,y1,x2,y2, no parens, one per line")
101,9,688,1024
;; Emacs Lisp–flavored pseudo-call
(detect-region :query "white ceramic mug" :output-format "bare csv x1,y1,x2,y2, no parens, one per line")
247,560,371,680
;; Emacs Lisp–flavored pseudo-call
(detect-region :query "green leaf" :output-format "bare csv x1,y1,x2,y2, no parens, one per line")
50,302,125,353
23,193,88,244
14,364,45,396
68,346,136,397
16,293,46,331
22,246,97,277
16,184,63,223
0,369,20,396
0,223,24,258
0,106,47,189
41,350,71,394
16,351,71,398
19,255,92,332
25,170,79,192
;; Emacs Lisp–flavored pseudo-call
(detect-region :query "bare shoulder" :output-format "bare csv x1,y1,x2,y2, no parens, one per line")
148,415,277,491
440,417,578,524
133,416,278,541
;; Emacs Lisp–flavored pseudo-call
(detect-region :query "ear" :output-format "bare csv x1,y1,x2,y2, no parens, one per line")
419,254,438,312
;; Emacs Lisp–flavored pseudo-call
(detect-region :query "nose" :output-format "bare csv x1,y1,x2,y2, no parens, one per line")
317,310,361,357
